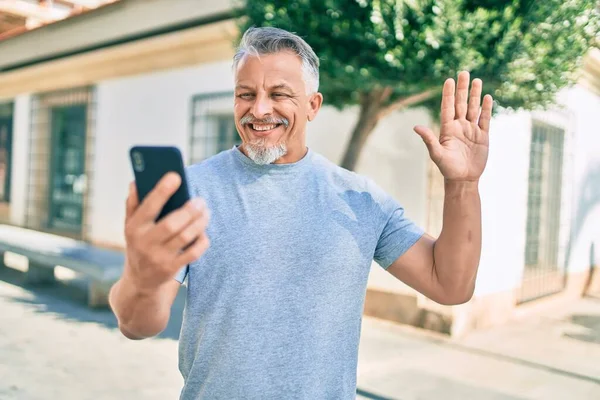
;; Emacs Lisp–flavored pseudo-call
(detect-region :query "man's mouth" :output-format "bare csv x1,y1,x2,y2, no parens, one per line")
250,123,282,133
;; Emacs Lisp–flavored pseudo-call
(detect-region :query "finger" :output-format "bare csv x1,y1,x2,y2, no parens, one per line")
414,125,443,162
173,234,210,267
125,181,139,221
478,94,494,133
131,172,182,226
466,78,482,122
164,208,210,254
440,78,455,124
152,198,207,246
455,71,470,120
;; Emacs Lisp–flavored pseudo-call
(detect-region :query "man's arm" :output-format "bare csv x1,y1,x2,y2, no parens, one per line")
386,71,492,305
109,173,209,340
387,179,481,305
109,266,182,340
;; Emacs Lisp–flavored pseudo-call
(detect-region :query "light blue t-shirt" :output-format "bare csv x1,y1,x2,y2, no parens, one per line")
175,146,424,399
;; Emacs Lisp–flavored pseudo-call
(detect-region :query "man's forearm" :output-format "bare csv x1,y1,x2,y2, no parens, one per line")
108,268,172,340
433,179,482,303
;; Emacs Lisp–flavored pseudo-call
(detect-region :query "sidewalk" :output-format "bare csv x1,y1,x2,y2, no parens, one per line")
1,266,599,400
357,297,600,399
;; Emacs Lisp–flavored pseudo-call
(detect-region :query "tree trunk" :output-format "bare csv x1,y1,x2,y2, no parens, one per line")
339,88,438,171
340,94,384,171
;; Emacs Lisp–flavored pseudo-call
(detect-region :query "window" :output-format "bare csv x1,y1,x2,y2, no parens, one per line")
190,92,240,164
27,87,95,240
520,121,565,302
0,102,13,203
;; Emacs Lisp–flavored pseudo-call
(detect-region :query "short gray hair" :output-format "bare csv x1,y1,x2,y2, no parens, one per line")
233,27,320,94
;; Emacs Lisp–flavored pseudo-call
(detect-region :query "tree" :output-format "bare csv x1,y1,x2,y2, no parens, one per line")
236,0,600,171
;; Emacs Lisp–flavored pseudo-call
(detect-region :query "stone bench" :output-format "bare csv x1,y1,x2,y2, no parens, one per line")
0,224,125,307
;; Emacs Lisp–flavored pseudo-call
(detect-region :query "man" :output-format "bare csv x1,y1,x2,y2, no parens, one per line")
109,26,493,399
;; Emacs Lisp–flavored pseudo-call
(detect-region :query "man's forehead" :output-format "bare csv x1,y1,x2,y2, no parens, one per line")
234,52,306,90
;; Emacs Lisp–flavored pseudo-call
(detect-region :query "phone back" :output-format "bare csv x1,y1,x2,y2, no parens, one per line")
129,146,191,221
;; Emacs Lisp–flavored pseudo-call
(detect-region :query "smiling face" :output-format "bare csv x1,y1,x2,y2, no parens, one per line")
234,51,323,164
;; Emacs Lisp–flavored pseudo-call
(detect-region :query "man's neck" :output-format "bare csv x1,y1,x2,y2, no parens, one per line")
272,145,308,164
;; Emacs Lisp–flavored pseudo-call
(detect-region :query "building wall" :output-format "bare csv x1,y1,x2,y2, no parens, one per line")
564,85,600,274
474,111,533,296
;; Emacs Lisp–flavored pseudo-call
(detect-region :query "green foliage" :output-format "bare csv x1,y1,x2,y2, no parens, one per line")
236,0,600,116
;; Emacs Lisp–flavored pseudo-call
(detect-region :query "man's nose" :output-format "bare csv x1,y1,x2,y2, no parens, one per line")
251,93,273,119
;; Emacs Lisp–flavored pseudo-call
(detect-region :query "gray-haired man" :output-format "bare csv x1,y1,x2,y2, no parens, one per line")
109,26,493,399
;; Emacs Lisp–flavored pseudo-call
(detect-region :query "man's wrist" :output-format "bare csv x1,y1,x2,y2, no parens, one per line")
444,178,480,198
121,262,160,298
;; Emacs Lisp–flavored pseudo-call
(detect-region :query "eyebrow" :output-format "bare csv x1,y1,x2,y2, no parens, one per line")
235,84,294,92
271,84,293,92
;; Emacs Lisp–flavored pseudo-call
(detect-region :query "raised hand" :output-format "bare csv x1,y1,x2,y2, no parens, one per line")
413,71,493,182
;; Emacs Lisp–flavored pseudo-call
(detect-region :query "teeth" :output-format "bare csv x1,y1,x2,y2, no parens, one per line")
252,124,276,131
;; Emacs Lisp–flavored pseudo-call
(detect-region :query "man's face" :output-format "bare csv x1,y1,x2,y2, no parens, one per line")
234,51,322,164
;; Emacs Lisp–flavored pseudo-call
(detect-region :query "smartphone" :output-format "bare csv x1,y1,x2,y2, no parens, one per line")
129,145,191,221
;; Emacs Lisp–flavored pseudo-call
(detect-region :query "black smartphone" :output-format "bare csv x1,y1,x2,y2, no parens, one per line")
129,145,191,221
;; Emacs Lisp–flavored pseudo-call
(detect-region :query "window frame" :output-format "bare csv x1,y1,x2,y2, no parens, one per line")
189,91,240,165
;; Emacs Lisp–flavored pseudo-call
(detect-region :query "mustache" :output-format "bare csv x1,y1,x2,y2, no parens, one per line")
240,115,289,127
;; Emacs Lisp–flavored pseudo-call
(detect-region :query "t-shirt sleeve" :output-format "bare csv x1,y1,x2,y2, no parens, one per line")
373,196,425,270
174,265,189,284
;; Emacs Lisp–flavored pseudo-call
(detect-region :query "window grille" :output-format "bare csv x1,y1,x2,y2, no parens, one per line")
189,92,240,165
518,121,566,303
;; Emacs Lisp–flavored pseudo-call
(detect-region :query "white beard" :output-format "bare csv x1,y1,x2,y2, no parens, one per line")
244,140,288,165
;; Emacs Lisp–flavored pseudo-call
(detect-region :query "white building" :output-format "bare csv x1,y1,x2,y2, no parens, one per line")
0,0,598,337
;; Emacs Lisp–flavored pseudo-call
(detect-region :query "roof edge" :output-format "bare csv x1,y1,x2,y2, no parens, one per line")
0,1,123,43
0,9,237,73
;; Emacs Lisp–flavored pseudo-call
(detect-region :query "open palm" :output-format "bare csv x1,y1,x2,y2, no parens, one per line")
414,71,493,182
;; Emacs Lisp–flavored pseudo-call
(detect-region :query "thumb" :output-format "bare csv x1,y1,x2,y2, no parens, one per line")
414,125,443,161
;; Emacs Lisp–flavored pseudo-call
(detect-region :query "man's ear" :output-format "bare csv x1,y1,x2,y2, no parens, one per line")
307,92,323,122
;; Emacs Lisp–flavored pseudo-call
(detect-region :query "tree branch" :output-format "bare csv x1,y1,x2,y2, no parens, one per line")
377,88,440,119
378,86,394,103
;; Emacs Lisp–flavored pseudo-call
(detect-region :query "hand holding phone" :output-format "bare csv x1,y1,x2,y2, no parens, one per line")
124,146,210,290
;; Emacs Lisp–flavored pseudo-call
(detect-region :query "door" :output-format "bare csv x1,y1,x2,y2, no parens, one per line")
48,105,87,234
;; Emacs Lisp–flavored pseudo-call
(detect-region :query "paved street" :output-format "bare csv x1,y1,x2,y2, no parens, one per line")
1,265,600,400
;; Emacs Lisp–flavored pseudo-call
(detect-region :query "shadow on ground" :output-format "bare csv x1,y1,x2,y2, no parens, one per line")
563,297,600,345
0,265,186,340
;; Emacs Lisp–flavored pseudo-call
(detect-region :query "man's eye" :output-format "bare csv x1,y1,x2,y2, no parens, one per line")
272,93,289,98
238,93,254,99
